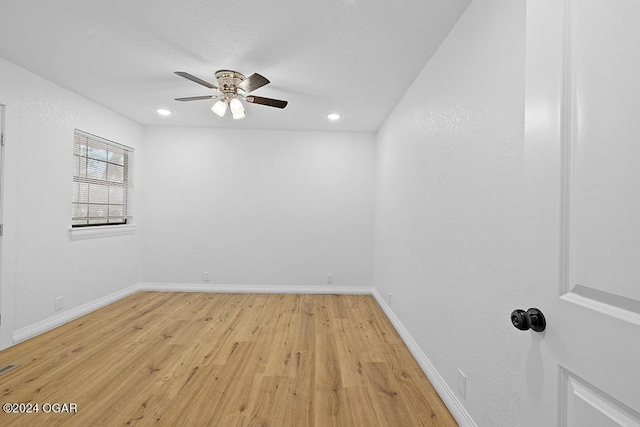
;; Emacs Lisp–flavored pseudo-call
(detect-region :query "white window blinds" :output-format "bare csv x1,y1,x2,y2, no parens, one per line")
72,130,132,227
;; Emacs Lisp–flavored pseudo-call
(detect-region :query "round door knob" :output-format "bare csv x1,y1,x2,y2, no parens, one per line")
510,308,546,332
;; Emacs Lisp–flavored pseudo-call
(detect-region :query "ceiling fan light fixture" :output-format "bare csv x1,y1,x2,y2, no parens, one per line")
211,100,227,117
229,97,245,120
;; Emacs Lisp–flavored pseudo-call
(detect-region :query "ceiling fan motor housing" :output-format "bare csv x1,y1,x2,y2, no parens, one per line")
215,70,246,97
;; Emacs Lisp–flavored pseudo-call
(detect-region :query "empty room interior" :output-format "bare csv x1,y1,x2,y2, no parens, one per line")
1,0,639,426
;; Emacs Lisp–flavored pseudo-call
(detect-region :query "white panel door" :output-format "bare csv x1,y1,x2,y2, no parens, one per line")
520,0,640,425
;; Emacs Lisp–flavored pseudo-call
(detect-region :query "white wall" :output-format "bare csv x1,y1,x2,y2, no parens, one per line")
141,127,375,288
0,57,144,348
0,57,375,347
0,1,527,422
373,0,525,425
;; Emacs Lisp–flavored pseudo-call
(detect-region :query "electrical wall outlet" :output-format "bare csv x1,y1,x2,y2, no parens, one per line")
327,273,334,284
54,296,64,313
387,292,393,307
203,272,210,282
457,369,466,399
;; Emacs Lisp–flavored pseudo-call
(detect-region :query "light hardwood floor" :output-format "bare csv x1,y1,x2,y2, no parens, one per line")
0,292,457,426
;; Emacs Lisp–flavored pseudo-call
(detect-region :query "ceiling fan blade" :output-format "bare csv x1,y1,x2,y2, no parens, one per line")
237,73,270,93
246,95,288,109
174,71,218,90
174,95,216,102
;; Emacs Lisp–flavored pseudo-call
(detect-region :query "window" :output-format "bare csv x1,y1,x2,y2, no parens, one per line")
72,130,132,227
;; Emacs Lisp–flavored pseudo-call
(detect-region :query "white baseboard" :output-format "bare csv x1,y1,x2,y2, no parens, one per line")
12,284,140,344
138,282,373,295
371,289,476,427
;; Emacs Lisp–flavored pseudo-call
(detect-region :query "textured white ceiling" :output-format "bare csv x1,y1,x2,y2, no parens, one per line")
0,0,470,132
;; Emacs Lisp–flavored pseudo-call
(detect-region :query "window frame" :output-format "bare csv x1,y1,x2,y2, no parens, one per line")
71,129,134,230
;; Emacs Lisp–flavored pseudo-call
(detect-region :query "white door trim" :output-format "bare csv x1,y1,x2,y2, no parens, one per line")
0,103,5,348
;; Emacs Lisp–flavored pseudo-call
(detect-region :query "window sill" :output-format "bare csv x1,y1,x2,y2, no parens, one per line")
68,224,136,240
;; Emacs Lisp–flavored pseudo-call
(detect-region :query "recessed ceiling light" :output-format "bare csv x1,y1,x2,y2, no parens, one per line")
327,113,341,121
157,108,172,116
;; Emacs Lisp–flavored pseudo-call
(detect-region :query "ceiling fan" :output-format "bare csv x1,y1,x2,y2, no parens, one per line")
174,70,288,119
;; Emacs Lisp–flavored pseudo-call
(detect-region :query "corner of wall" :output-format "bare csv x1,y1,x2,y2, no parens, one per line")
370,288,477,427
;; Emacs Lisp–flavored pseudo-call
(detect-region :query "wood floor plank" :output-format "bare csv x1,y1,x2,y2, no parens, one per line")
0,292,457,426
